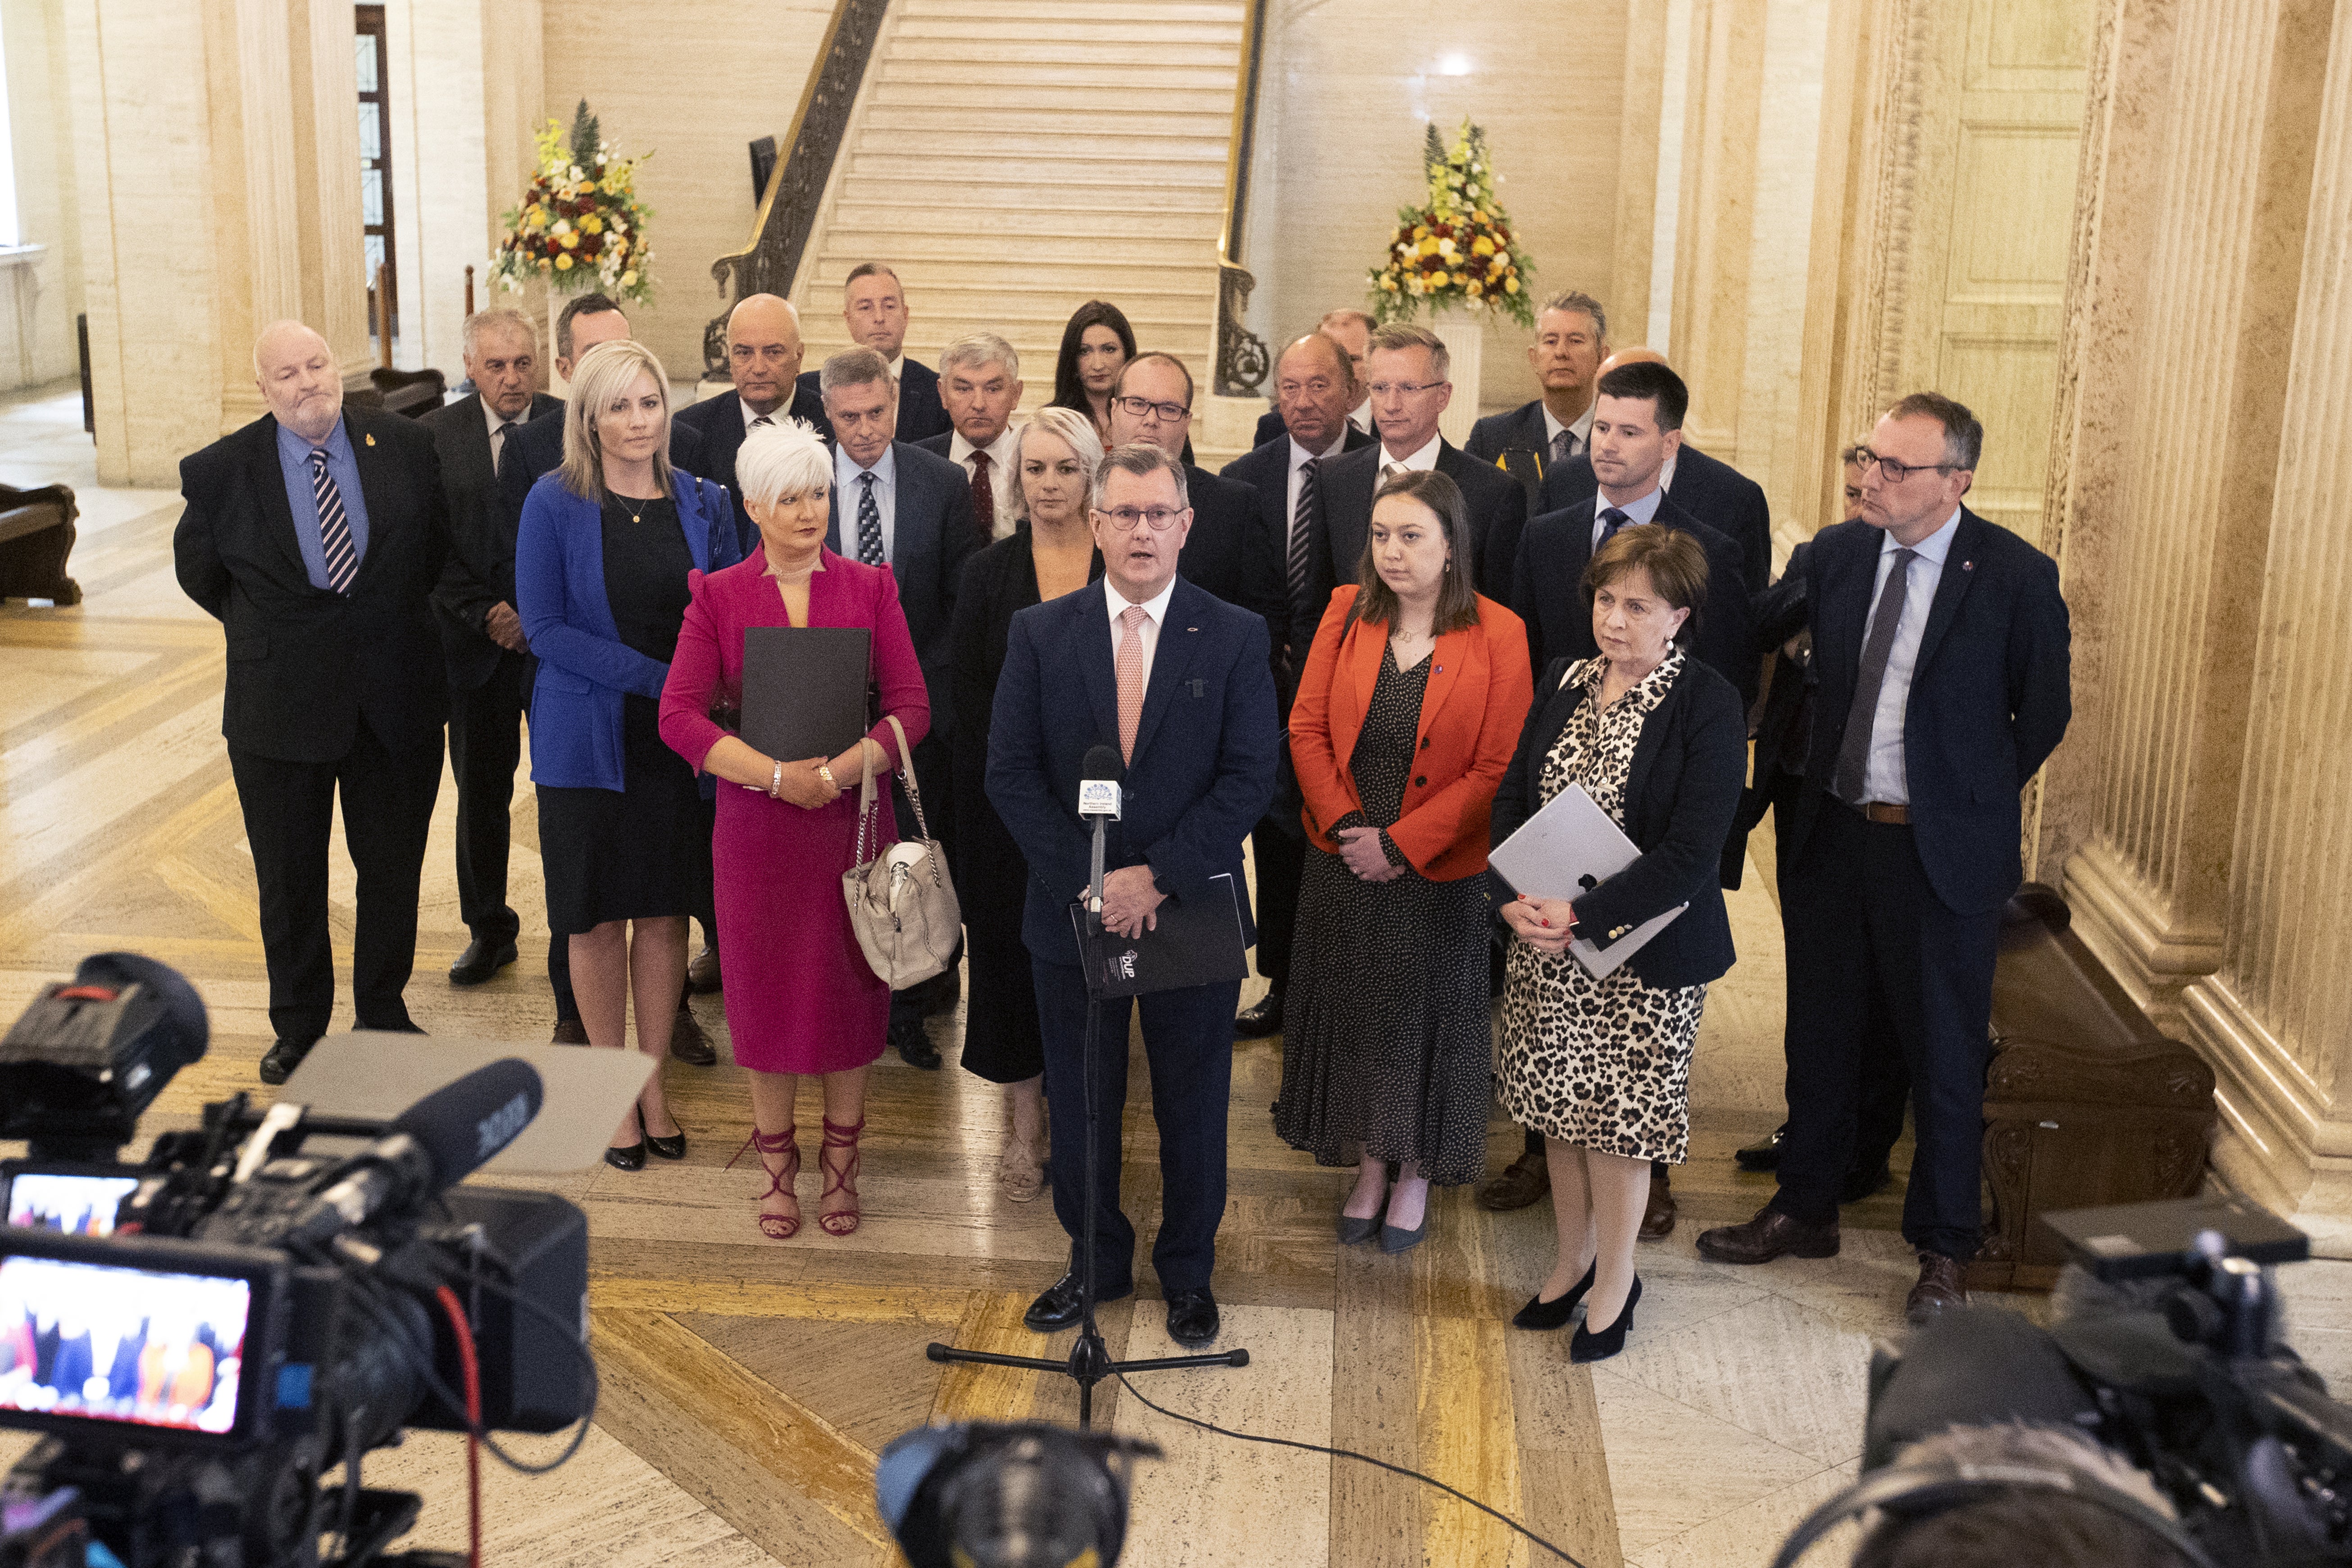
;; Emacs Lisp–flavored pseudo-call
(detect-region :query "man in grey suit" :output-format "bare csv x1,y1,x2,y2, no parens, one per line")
819,347,980,1066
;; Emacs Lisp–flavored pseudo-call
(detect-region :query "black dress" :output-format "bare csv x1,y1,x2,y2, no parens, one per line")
1271,645,1495,1185
537,497,715,934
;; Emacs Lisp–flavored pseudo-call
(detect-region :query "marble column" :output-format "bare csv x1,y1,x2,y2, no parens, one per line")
1665,0,1766,457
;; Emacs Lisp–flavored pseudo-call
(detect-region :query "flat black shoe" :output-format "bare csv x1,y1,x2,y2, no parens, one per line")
1338,1212,1380,1246
258,1037,315,1086
1024,1271,1131,1333
1233,988,1284,1038
606,1109,648,1172
669,1006,717,1066
1165,1286,1219,1347
1735,1123,1788,1172
1569,1276,1642,1363
1512,1260,1597,1330
1378,1214,1428,1254
1840,1160,1893,1204
447,937,518,986
891,1016,942,1070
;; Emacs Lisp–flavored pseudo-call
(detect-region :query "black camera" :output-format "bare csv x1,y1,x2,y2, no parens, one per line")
0,955,594,1568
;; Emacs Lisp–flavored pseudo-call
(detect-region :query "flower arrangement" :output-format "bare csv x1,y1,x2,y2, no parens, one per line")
491,100,655,302
1368,119,1534,327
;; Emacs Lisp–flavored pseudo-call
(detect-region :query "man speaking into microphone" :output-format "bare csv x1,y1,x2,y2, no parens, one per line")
987,444,1278,1349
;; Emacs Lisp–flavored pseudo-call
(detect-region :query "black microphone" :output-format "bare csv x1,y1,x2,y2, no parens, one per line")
285,1057,545,1249
1080,745,1124,920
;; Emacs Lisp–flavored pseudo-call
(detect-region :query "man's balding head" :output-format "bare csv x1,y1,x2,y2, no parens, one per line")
728,294,805,415
1274,332,1356,452
253,320,343,444
1597,346,1669,377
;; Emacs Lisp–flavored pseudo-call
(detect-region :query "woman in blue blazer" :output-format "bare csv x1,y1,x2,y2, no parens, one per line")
516,340,742,1170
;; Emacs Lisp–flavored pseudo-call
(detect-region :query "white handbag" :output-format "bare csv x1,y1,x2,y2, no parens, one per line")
842,714,961,989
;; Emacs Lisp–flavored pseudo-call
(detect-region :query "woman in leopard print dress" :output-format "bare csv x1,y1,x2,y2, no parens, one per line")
1491,525,1747,1363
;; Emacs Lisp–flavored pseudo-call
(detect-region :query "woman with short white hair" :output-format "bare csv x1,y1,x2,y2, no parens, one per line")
660,418,931,1240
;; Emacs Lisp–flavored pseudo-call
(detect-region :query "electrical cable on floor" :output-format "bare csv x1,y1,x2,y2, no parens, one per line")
1111,1370,1588,1565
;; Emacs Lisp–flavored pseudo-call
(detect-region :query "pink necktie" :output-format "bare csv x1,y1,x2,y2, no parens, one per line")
1116,604,1149,763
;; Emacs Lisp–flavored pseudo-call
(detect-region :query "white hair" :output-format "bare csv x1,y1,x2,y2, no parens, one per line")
939,332,1020,381
462,306,537,359
735,418,833,509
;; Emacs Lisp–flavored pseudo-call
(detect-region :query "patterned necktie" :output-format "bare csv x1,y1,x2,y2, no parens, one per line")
309,448,359,594
856,470,885,566
1597,506,1630,548
1551,428,1574,467
969,449,996,543
1287,456,1318,635
750,414,774,429
490,421,514,471
1115,604,1149,764
1831,547,1920,804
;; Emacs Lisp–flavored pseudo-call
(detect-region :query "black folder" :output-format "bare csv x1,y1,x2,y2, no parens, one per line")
741,627,871,764
1070,873,1248,999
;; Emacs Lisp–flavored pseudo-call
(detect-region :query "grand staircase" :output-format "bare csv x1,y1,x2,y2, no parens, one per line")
787,0,1253,458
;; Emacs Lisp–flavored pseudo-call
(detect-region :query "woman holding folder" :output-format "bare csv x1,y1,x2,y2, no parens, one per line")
659,420,930,1240
1489,524,1745,1362
1273,469,1533,1253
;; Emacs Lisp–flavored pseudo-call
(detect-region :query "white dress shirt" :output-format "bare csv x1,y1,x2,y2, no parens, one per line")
1661,450,1681,493
1856,506,1961,805
949,424,1022,538
739,395,788,432
834,443,899,564
483,400,523,471
1285,431,1348,548
1591,484,1665,550
1105,574,1177,691
1378,432,1444,479
1349,397,1374,436
1542,401,1595,459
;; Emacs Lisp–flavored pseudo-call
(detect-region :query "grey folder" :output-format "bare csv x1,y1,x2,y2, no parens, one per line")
1487,782,1687,978
742,626,871,764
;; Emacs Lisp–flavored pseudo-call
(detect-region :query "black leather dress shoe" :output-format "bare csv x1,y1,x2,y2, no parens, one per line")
550,1017,589,1045
447,937,517,986
1024,1272,1131,1333
1695,1204,1841,1264
687,944,722,994
258,1038,316,1086
1735,1123,1788,1172
891,1016,942,1070
1165,1287,1219,1347
669,1005,717,1066
1233,988,1284,1039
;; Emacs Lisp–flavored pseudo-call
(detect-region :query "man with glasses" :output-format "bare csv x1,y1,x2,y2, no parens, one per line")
1301,323,1529,611
1252,309,1377,448
1697,393,2071,1328
987,443,1279,1350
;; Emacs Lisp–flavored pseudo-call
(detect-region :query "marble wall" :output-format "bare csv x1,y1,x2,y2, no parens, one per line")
0,0,84,391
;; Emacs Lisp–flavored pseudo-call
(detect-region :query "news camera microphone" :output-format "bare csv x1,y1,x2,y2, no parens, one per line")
1081,745,1124,922
283,1057,545,1250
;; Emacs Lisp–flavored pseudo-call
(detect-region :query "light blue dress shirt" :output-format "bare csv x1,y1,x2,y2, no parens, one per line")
273,417,371,591
1857,506,1962,805
1590,483,1665,549
834,443,898,565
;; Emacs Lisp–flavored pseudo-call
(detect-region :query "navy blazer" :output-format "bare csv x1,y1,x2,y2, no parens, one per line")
823,439,979,741
514,468,742,792
1219,426,1376,559
424,390,562,689
1543,444,1771,598
797,356,951,445
674,384,831,557
1465,399,1556,466
987,576,1279,968
1768,509,2071,915
1176,463,1288,670
1488,654,1746,987
1305,437,1530,614
496,402,706,534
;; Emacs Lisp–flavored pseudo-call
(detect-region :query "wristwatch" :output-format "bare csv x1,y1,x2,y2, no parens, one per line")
816,762,838,796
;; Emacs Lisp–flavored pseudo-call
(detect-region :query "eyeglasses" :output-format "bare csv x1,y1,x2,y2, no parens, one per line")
1858,450,1959,484
1365,380,1446,400
1113,395,1190,423
1094,505,1187,531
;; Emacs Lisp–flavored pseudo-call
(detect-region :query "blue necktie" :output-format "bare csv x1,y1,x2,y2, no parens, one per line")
1597,506,1630,548
856,471,884,566
310,449,359,594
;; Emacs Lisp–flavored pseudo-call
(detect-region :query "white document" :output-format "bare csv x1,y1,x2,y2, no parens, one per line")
1488,782,1687,978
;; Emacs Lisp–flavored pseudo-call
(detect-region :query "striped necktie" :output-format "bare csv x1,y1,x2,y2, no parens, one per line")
1287,456,1318,637
309,448,359,594
856,471,885,566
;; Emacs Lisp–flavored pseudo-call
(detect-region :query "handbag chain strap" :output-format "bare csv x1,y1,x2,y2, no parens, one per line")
853,714,946,887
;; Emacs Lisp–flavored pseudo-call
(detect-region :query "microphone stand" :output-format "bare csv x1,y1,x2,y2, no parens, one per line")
928,800,1248,1430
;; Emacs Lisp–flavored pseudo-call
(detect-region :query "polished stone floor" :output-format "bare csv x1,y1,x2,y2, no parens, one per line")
4,381,2347,1566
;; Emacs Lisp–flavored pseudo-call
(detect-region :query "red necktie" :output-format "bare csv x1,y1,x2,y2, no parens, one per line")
969,449,996,544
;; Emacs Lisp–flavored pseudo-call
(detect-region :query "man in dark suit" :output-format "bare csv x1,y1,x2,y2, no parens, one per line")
1697,394,2071,1326
1108,352,1287,664
675,292,828,557
819,347,980,1068
1304,322,1529,610
913,331,1024,546
1218,330,1373,1039
422,307,559,991
175,321,450,1085
986,444,1279,1348
794,262,951,445
1251,308,1376,449
1539,347,1772,598
1465,290,1607,497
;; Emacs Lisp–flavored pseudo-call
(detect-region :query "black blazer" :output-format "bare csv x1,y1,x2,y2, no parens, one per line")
1465,399,1557,466
797,356,950,445
175,408,451,764
1510,486,1756,704
1305,438,1530,613
1255,406,1380,449
823,440,980,741
1544,444,1771,598
495,401,706,539
673,384,829,558
1768,510,2072,915
1219,426,1375,529
1178,463,1288,671
423,391,561,689
1488,654,1746,987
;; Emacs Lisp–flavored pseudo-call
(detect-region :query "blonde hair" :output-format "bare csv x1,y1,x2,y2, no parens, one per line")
1011,407,1105,526
559,339,673,501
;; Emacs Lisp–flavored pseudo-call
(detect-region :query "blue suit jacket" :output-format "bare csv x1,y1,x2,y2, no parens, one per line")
496,403,705,534
824,440,978,742
515,468,743,791
987,576,1279,968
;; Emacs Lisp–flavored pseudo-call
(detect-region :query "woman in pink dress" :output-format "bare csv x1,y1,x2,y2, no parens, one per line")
659,421,930,1239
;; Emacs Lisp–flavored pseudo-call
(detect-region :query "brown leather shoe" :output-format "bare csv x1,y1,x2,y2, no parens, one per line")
669,1005,717,1066
1477,1148,1551,1212
1695,1204,1841,1264
1905,1251,1969,1324
1639,1168,1677,1239
687,943,722,994
550,1017,589,1045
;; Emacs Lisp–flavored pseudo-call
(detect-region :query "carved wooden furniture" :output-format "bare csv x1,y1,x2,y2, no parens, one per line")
1970,883,2216,1290
0,480,82,606
346,366,446,420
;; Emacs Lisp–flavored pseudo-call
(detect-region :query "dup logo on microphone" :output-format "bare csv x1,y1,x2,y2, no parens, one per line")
476,1091,534,1162
1078,779,1122,819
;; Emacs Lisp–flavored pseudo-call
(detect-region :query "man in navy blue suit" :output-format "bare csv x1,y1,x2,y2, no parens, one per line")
987,444,1279,1349
675,293,828,557
1697,394,2071,1327
794,262,951,446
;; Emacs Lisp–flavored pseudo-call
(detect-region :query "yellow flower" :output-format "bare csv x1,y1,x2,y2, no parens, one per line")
581,214,603,234
1471,235,1495,257
1418,236,1439,257
1466,280,1483,297
555,254,574,271
1505,276,1520,295
560,232,578,250
620,269,637,287
1413,225,1428,240
1381,274,1400,292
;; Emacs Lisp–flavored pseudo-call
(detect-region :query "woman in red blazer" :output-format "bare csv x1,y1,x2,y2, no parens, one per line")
1272,469,1533,1252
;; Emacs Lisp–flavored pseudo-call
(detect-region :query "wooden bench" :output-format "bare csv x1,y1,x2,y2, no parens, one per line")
0,481,81,605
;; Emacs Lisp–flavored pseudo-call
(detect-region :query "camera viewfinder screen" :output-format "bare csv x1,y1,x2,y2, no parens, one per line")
6,1174,140,1238
0,1255,250,1435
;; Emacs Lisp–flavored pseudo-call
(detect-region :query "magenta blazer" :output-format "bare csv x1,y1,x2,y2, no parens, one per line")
658,550,932,776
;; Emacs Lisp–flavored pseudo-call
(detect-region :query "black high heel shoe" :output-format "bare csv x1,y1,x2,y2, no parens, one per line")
644,1104,686,1161
1569,1275,1642,1363
605,1108,648,1172
1511,1260,1597,1330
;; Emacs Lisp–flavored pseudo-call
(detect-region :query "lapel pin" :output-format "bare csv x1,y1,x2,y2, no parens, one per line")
1187,626,1199,632
1962,559,1974,571
364,433,376,447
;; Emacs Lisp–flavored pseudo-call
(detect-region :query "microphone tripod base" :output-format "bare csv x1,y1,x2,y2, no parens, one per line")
927,1317,1248,1429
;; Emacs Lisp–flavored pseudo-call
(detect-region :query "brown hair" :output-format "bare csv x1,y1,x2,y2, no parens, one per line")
1886,391,1984,470
1585,523,1708,646
1350,468,1480,635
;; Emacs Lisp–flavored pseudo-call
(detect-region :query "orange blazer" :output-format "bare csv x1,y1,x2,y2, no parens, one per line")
1291,586,1534,881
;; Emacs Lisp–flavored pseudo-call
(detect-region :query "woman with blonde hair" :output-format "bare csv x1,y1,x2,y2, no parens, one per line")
516,339,742,1170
